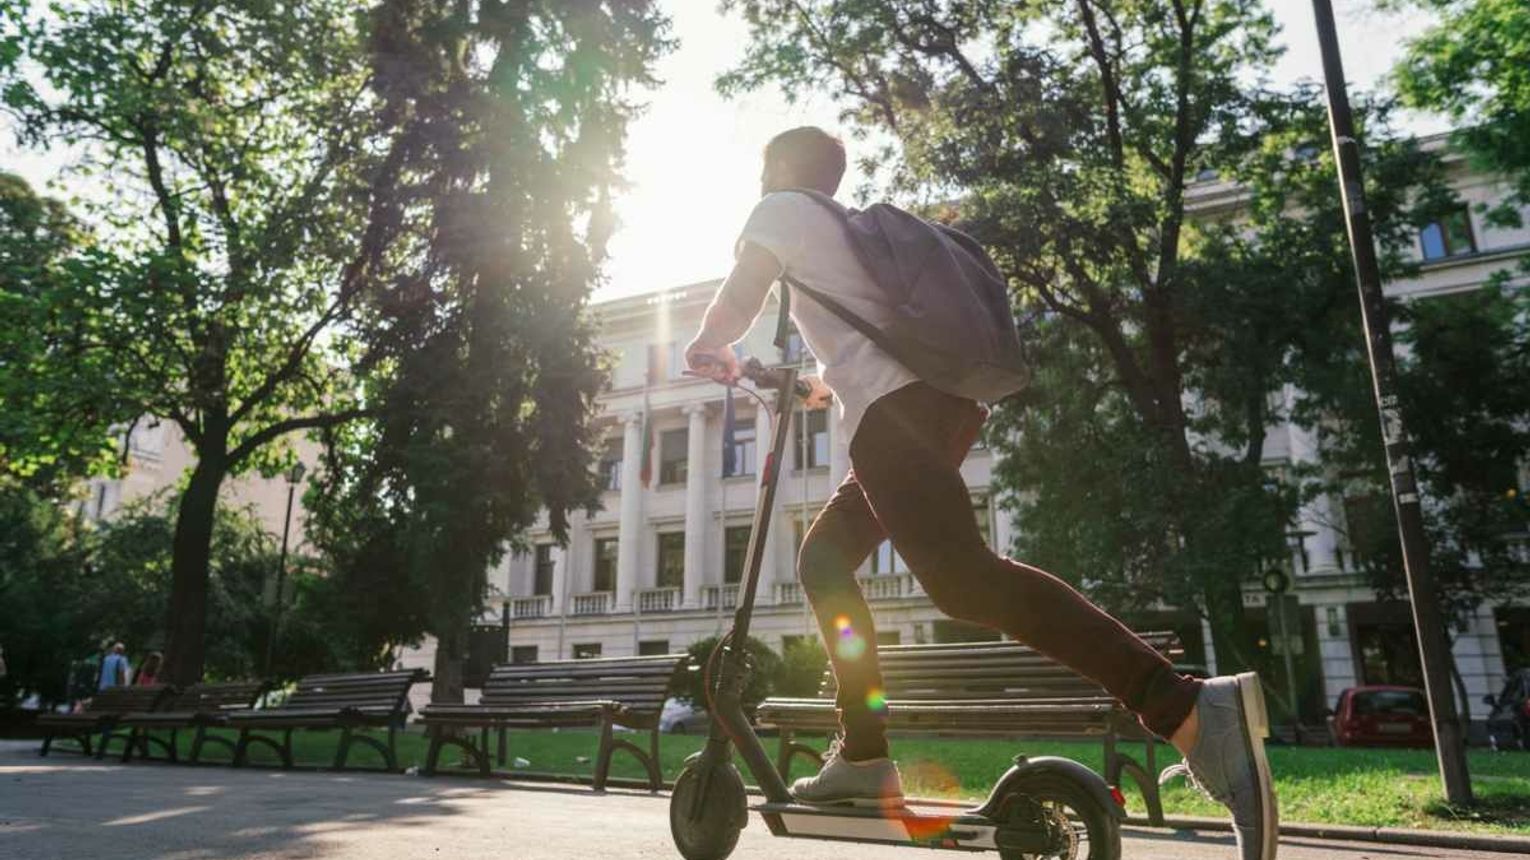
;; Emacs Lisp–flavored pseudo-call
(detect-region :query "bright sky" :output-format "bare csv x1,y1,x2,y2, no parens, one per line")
2,1,1444,303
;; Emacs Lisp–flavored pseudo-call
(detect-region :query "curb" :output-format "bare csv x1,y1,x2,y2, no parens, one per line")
1123,814,1530,855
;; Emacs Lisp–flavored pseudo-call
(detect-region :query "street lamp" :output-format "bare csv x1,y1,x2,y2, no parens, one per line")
1308,0,1472,804
263,461,307,675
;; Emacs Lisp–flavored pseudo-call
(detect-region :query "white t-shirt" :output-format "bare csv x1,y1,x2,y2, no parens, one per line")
736,192,919,443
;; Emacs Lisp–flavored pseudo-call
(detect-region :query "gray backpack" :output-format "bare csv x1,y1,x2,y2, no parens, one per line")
775,189,1030,402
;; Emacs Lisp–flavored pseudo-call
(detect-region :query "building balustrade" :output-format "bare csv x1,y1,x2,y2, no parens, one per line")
570,591,613,616
857,572,918,601
702,583,740,611
775,581,803,606
510,594,552,619
636,586,680,613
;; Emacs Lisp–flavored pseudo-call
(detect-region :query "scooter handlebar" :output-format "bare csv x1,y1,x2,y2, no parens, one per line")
686,355,812,398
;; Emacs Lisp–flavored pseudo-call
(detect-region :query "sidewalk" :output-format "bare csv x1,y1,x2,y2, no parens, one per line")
0,741,1518,859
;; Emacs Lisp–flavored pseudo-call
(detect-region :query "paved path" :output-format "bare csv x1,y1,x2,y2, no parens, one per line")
0,741,1508,859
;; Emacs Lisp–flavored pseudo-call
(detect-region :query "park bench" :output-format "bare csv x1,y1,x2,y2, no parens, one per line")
36,684,174,758
227,669,427,771
113,679,269,764
417,653,692,791
756,632,1184,825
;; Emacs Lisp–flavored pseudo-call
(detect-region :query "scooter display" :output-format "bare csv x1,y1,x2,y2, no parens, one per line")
669,358,1123,860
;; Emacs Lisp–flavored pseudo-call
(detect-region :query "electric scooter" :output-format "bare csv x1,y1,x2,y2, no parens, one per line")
669,357,1124,860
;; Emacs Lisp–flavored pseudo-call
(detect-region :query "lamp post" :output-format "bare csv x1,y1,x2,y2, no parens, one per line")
1308,0,1472,804
263,461,307,675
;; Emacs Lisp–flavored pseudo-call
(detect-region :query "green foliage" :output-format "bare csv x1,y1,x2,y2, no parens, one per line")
1313,287,1530,626
0,480,90,705
305,0,670,703
1392,0,1530,219
676,635,782,709
0,0,426,682
774,636,830,698
0,485,358,707
0,172,122,492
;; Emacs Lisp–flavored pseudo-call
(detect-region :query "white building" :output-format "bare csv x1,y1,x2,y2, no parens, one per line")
446,135,1529,725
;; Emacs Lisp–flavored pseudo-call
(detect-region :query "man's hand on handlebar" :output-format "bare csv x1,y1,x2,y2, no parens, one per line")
684,341,741,385
800,375,833,410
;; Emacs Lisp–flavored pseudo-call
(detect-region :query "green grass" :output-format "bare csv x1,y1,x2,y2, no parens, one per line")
84,726,1530,835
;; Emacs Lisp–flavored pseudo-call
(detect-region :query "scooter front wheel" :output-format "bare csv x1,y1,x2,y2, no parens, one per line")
669,754,748,860
996,773,1120,860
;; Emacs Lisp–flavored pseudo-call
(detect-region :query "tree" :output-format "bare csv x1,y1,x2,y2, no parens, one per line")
2,0,422,683
1392,0,1530,225
719,1,1443,672
0,479,90,707
678,635,783,710
0,172,118,493
304,0,670,705
1312,286,1530,714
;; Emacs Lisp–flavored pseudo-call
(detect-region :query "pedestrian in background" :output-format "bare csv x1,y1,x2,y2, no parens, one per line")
134,652,163,686
98,642,130,692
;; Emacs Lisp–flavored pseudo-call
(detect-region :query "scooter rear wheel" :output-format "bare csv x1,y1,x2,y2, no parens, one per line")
669,754,748,860
996,773,1120,860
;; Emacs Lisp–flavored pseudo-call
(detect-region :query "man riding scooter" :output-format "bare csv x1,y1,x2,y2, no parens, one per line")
684,126,1279,860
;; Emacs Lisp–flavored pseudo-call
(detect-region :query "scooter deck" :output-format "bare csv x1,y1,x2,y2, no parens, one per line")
753,801,1002,851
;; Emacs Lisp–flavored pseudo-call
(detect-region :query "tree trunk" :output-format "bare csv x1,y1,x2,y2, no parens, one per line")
431,623,466,706
162,452,226,686
1204,582,1253,675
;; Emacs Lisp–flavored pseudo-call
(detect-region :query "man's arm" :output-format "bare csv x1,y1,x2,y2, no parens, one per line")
690,241,782,350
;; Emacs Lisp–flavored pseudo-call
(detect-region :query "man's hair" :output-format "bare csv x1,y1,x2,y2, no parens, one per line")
764,126,846,194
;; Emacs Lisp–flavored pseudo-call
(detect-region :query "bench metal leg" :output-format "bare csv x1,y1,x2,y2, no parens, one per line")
120,728,139,763
1104,730,1165,827
232,729,250,766
422,725,487,776
39,732,54,757
333,727,353,770
189,726,207,763
592,714,615,792
774,728,825,782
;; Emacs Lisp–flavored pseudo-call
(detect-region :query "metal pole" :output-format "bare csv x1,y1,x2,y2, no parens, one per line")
263,482,297,676
1309,0,1472,804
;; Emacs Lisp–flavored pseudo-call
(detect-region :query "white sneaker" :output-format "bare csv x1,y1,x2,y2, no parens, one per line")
790,737,905,808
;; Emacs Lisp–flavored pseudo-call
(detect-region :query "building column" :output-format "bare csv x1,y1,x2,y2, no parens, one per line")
683,404,710,608
616,411,645,612
755,406,784,596
1285,385,1340,574
551,521,576,616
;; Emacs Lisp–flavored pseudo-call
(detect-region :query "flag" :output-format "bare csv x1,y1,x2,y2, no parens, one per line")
721,390,737,478
640,344,658,487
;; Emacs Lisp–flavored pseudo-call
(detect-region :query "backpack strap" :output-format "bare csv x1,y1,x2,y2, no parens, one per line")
779,273,893,356
771,188,891,357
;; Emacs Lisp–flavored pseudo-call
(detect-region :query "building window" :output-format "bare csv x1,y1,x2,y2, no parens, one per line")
532,544,555,596
573,643,602,660
638,639,671,656
599,437,622,491
592,537,618,592
657,532,685,589
794,409,829,470
876,630,902,646
1419,207,1476,261
872,539,908,575
660,428,688,484
724,526,751,584
510,645,539,664
724,424,756,478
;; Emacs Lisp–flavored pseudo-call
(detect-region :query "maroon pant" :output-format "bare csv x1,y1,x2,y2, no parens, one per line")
797,382,1201,759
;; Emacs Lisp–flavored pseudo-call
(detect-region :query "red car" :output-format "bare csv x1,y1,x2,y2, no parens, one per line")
1330,686,1433,747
